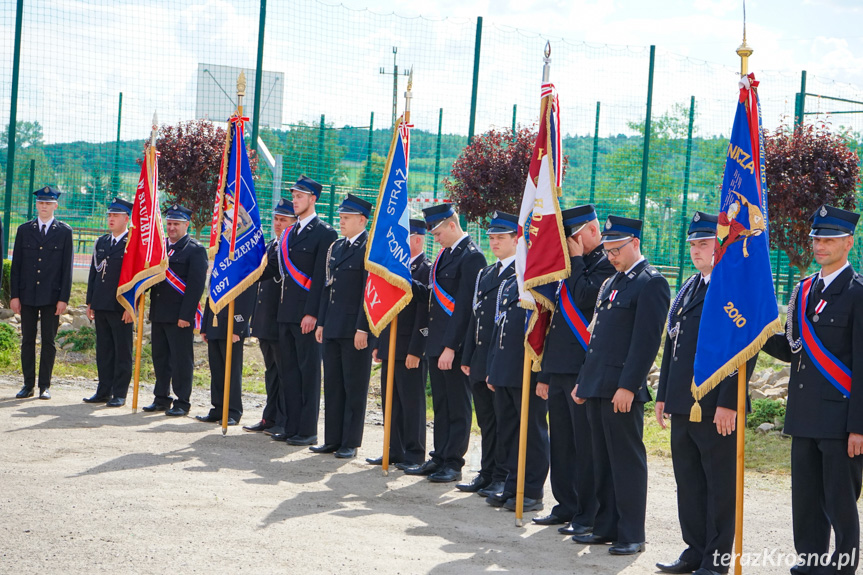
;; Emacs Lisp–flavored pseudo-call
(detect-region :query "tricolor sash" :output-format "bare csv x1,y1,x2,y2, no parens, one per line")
431,250,455,316
558,281,591,351
797,275,852,397
280,225,312,292
165,268,204,330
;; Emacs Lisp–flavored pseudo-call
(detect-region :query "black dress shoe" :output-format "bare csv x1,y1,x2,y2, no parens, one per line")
609,542,645,555
394,461,419,471
83,394,110,404
485,491,515,507
242,421,268,433
263,426,284,436
572,534,614,545
15,386,35,399
271,433,289,442
532,513,567,526
455,474,491,493
334,447,356,459
38,388,51,400
224,418,239,426
105,397,126,407
428,467,461,483
165,407,188,417
656,558,701,574
692,569,721,575
403,460,439,476
309,444,338,454
285,434,318,446
366,456,384,465
477,481,505,498
195,413,221,423
559,522,592,536
503,496,543,512
141,402,168,412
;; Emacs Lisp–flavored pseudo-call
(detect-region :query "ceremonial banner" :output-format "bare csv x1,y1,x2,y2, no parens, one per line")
691,73,781,418
515,82,570,365
363,118,413,337
116,144,167,314
208,116,267,314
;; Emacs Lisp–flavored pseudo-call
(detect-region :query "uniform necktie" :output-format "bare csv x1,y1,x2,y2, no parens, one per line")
112,238,117,247
495,261,502,275
41,224,46,237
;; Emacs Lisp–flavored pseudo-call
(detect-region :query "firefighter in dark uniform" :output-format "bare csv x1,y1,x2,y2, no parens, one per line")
404,204,486,483
196,285,257,425
573,215,670,555
243,198,297,434
142,205,208,417
311,194,375,459
534,204,615,533
458,211,518,495
762,205,863,575
262,176,338,446
484,273,550,512
655,211,756,575
11,186,74,400
83,197,135,407
367,219,430,468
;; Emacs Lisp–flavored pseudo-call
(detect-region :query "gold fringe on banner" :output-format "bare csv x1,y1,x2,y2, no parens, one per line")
208,124,233,260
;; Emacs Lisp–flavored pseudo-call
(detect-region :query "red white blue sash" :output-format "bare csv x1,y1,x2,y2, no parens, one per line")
431,250,455,316
797,275,851,397
558,281,591,351
280,224,312,292
165,267,203,329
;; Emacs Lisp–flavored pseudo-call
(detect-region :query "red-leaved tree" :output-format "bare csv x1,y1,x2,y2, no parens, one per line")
764,122,860,276
140,119,257,236
444,126,568,223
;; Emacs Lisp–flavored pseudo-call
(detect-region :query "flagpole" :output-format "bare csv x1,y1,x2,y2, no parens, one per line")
381,69,414,476
221,72,245,436
132,114,159,413
733,28,753,575
515,43,552,527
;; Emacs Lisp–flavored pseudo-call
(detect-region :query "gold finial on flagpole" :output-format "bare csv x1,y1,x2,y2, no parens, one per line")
237,70,247,99
404,67,413,120
736,1,753,76
150,112,158,148
542,41,551,83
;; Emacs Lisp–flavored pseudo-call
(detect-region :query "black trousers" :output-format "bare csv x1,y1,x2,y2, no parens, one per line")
548,373,597,526
206,338,244,422
380,358,427,465
276,322,321,437
586,397,648,544
470,377,505,482
790,436,862,575
670,414,737,573
428,354,472,471
258,338,282,427
93,310,133,399
495,382,550,500
322,337,373,448
20,304,59,389
150,321,194,411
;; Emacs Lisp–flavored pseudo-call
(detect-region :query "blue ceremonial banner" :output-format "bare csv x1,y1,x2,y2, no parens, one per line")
207,116,268,314
691,73,781,419
363,119,413,336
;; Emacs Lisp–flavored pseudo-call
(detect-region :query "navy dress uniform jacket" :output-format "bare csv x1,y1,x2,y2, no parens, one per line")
317,231,372,338
10,218,74,307
149,234,208,324
376,253,431,361
540,249,615,379
426,236,487,357
576,259,671,401
86,234,128,312
251,239,282,341
462,260,515,381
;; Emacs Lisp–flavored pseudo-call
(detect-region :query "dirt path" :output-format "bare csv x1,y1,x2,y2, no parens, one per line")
0,377,857,574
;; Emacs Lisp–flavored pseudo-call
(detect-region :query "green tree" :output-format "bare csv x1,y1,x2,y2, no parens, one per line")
261,122,347,192
358,152,386,191
1,121,44,149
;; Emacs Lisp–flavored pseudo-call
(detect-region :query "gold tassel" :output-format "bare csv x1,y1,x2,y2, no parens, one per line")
690,399,702,423
213,316,218,327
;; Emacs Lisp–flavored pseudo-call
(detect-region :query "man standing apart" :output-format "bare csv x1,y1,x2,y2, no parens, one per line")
573,215,670,555
244,198,297,434
655,211,755,575
763,205,863,575
84,197,135,407
534,205,614,533
404,204,486,483
367,219,430,468
11,186,73,400
142,205,207,417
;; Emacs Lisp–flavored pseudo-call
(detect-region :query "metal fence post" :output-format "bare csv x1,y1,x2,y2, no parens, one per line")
4,0,24,255
794,70,807,128
251,0,267,150
676,96,696,288
111,92,123,194
589,101,601,204
467,16,483,144
433,108,442,199
511,104,517,139
26,159,34,221
329,183,336,225
318,113,325,182
365,111,374,188
638,45,655,222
